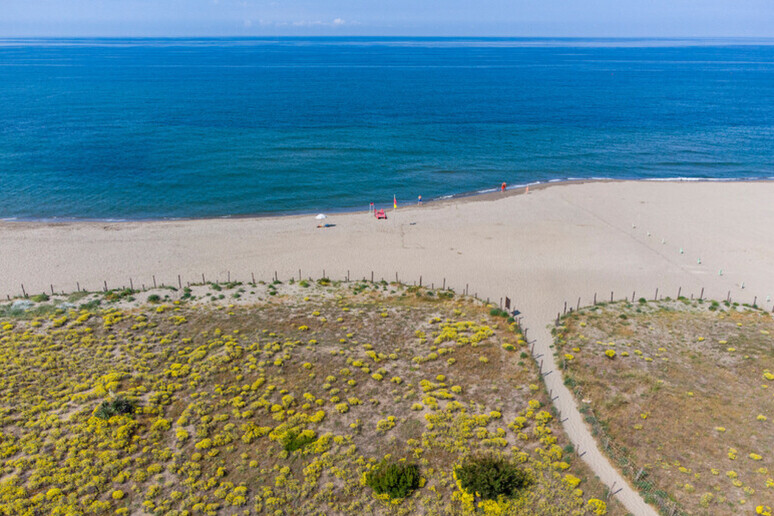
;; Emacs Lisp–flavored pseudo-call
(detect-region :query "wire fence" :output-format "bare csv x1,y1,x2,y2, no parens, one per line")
5,269,514,313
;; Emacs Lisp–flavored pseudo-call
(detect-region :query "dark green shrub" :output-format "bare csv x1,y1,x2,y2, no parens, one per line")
95,396,135,420
365,460,420,499
317,278,331,286
455,455,529,500
31,293,50,303
147,294,161,303
280,429,316,452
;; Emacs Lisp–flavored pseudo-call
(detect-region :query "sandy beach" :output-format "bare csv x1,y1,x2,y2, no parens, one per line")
3,180,774,308
3,180,774,515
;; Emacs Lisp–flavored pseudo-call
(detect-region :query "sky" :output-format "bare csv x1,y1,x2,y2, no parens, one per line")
1,0,774,38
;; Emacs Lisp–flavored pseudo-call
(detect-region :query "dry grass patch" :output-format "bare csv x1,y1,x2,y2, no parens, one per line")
555,299,774,515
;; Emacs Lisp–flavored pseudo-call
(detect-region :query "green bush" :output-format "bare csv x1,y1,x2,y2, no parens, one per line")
147,294,161,304
365,460,420,499
31,293,50,303
280,429,316,452
95,396,135,420
455,455,529,500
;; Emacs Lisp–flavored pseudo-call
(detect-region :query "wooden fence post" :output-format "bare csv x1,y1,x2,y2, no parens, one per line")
153,275,157,288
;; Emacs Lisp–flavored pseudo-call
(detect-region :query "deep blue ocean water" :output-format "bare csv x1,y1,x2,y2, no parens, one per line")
0,37,773,220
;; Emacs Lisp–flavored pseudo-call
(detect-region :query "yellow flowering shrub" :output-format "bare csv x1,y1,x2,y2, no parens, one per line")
0,281,614,515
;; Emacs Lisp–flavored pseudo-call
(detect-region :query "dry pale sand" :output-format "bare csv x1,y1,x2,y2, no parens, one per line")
3,180,774,515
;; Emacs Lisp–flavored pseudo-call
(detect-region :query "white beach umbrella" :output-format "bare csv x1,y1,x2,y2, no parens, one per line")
315,214,327,220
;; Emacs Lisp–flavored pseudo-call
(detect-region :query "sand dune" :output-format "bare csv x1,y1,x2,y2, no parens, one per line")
3,180,774,514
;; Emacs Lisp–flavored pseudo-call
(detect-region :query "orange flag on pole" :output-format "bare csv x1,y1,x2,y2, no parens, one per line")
393,195,397,209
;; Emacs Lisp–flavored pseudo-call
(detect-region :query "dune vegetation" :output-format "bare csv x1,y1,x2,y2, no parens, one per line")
0,280,618,515
555,298,774,516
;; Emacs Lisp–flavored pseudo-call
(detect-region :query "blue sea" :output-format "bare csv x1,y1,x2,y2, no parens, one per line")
0,37,773,220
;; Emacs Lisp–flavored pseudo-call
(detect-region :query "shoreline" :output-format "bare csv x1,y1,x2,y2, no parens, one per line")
3,176,774,226
3,178,774,516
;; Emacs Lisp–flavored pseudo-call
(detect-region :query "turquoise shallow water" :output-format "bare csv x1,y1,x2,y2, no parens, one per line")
0,37,773,220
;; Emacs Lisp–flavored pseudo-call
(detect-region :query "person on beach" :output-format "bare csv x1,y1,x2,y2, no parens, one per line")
418,195,422,205
501,182,506,192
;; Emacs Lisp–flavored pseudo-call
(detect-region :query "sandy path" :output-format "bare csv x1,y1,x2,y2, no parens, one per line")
3,181,774,514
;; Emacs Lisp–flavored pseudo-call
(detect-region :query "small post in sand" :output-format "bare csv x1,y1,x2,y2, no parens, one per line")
654,288,658,300
227,271,230,282
577,297,580,310
177,275,181,289
153,275,157,288
77,282,80,292
610,291,613,302
130,278,134,290
677,286,681,298
699,287,704,300
201,273,205,284
50,284,54,295
21,284,26,298
103,280,108,292
252,272,256,284
593,292,597,304
443,278,446,290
